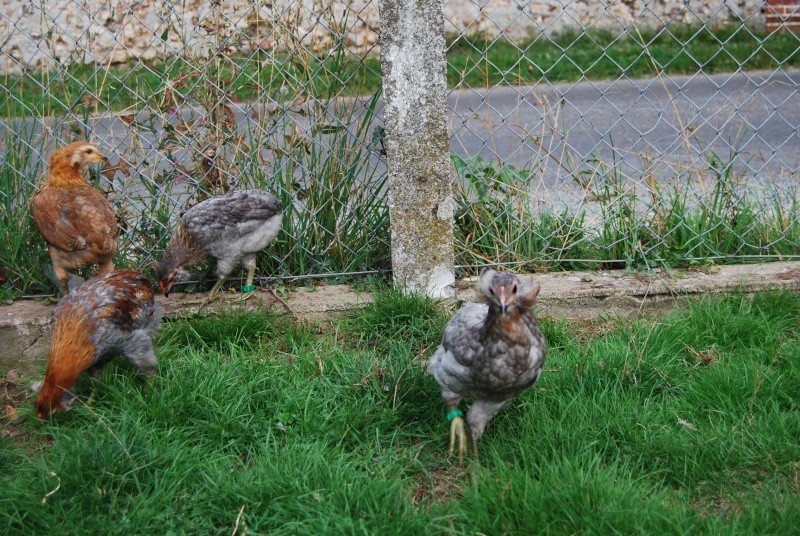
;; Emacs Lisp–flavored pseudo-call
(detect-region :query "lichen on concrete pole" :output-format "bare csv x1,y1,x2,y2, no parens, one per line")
378,0,455,299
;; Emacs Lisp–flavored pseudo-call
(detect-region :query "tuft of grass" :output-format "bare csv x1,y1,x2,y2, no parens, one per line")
2,291,800,533
342,285,450,352
0,128,51,298
452,151,800,273
260,92,390,280
452,154,597,271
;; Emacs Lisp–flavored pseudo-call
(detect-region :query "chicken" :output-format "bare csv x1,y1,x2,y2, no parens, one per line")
155,189,283,301
428,270,546,462
32,269,163,419
31,141,119,295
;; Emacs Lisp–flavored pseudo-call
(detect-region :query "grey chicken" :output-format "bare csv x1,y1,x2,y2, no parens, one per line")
31,269,163,419
428,270,546,462
155,189,283,302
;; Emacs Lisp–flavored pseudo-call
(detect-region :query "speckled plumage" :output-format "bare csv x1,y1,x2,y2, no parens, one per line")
428,270,546,459
33,269,163,419
155,189,282,296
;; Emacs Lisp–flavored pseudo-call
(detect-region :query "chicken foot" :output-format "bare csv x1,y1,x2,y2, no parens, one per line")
238,261,257,302
204,277,227,304
449,414,468,464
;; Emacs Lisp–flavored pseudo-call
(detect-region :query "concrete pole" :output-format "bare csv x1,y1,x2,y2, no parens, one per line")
378,0,455,299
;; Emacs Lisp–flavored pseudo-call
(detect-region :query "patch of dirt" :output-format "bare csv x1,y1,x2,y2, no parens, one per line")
567,318,619,343
682,343,719,365
411,465,466,506
776,268,800,281
1,371,30,442
690,495,742,519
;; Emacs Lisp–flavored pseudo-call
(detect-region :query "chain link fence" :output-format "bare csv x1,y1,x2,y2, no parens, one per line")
1,0,799,296
444,0,800,271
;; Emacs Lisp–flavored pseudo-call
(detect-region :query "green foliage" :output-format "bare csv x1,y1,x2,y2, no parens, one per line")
0,128,51,298
451,150,800,273
2,21,800,294
4,24,798,117
447,24,800,88
452,154,597,271
261,93,390,278
3,292,800,532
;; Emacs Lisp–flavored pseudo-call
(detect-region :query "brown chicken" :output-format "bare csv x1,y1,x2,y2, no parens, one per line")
31,269,163,419
155,189,282,302
32,141,119,295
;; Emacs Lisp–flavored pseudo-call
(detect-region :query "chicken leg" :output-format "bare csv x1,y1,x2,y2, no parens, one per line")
52,263,71,296
202,276,228,306
443,389,469,463
449,412,468,463
239,256,257,301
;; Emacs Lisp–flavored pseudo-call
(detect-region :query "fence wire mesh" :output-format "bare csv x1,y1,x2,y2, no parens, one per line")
1,0,799,297
444,0,800,271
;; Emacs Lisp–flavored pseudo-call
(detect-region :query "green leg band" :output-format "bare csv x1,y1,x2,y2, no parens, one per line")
447,409,464,422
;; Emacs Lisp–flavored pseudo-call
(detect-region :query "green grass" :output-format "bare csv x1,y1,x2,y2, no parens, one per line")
3,24,799,117
448,24,800,88
1,51,384,118
0,129,53,298
452,153,800,272
2,290,800,533
3,138,798,298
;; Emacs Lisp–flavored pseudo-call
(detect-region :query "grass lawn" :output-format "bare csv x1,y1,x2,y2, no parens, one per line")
2,288,800,534
3,24,799,117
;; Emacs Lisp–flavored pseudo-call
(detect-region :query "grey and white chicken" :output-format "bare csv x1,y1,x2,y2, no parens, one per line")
428,270,546,462
155,189,282,301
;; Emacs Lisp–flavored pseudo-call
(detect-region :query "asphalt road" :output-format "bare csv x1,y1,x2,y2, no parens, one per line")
5,70,799,205
447,69,800,198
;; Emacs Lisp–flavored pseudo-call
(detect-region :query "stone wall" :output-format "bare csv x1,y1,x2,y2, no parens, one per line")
1,0,765,75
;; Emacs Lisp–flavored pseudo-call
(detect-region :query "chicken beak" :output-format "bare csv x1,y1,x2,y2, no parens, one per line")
499,288,508,314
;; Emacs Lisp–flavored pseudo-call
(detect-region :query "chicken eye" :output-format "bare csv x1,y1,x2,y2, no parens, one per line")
489,288,495,296
512,284,518,294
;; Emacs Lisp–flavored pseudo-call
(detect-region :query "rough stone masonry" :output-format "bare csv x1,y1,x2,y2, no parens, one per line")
1,0,764,75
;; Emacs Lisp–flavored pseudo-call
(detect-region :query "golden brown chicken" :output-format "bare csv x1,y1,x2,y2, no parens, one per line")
32,142,119,295
31,269,163,419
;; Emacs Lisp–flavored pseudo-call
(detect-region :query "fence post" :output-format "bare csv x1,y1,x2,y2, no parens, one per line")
378,0,455,299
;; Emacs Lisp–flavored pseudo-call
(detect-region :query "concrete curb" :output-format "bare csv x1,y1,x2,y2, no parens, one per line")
529,261,800,319
2,261,799,377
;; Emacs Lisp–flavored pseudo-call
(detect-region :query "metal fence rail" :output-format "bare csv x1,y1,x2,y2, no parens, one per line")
1,0,799,296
